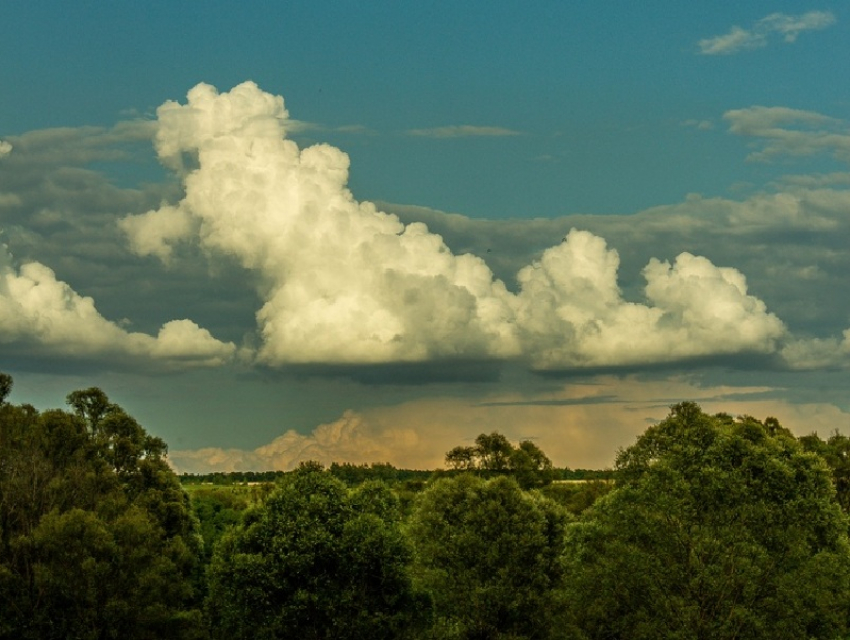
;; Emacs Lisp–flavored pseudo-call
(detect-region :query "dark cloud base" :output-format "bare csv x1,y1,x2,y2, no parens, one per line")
256,359,505,386
529,352,785,380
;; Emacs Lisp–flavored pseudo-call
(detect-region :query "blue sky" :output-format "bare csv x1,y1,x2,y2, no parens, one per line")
2,3,850,471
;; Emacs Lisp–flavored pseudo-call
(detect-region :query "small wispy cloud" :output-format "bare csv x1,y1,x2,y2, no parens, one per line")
284,119,374,136
335,124,373,135
406,125,522,138
682,119,714,131
773,171,850,189
698,10,836,55
724,106,850,162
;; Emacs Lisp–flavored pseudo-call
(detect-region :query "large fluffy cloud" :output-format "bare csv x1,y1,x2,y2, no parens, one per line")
515,231,785,367
384,185,850,370
122,82,521,364
0,245,235,367
122,81,797,370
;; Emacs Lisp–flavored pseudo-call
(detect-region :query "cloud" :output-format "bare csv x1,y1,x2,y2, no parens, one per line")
514,230,786,368
774,171,850,188
2,121,156,168
0,119,263,356
682,119,714,131
724,106,850,162
406,125,521,138
758,11,837,43
780,332,850,370
0,244,236,368
120,81,827,372
381,187,850,360
698,11,835,55
119,205,196,263
699,26,766,56
124,82,521,365
0,141,11,158
169,409,423,472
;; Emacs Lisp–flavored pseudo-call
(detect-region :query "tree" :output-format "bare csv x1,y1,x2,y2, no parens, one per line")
205,466,429,640
0,375,204,640
409,474,568,640
444,445,477,471
563,402,850,640
189,487,250,566
800,430,850,513
444,432,554,488
66,386,115,433
510,440,555,489
0,374,11,404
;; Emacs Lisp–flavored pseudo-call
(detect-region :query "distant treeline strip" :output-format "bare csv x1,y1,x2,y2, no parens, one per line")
178,463,615,486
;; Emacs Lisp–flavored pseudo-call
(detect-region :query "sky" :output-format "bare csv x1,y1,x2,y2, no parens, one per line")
2,2,850,472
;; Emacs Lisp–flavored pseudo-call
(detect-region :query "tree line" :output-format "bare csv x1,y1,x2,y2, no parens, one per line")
180,463,612,487
3,372,850,639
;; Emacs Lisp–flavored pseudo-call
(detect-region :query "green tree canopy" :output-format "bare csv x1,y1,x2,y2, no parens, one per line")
409,474,569,640
800,430,850,513
205,465,429,640
563,402,850,640
445,432,554,488
0,376,204,640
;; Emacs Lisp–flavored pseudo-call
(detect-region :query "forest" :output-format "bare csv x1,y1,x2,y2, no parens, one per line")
3,371,850,640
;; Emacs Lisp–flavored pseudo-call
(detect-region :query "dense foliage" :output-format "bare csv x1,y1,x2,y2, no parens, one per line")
205,466,430,639
562,402,850,640
0,375,204,640
409,474,568,639
445,432,555,488
4,373,850,640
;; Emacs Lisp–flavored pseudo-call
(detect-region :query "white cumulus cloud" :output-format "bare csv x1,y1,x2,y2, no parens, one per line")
169,410,422,473
123,81,795,370
0,245,235,367
119,205,196,263
124,82,519,365
515,230,786,368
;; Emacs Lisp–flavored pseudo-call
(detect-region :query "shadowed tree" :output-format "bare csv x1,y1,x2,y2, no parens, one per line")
563,402,850,640
409,474,568,640
444,432,554,488
0,374,204,640
800,430,850,513
206,466,429,640
0,374,11,404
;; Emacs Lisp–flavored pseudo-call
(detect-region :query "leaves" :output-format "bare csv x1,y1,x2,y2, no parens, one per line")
0,375,203,640
206,467,428,640
564,403,850,640
444,432,554,488
409,474,569,639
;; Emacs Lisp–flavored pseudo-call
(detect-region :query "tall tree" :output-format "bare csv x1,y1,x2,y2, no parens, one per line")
409,474,568,640
205,466,429,640
800,430,850,513
444,432,554,488
0,375,204,640
563,402,850,640
0,373,11,404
